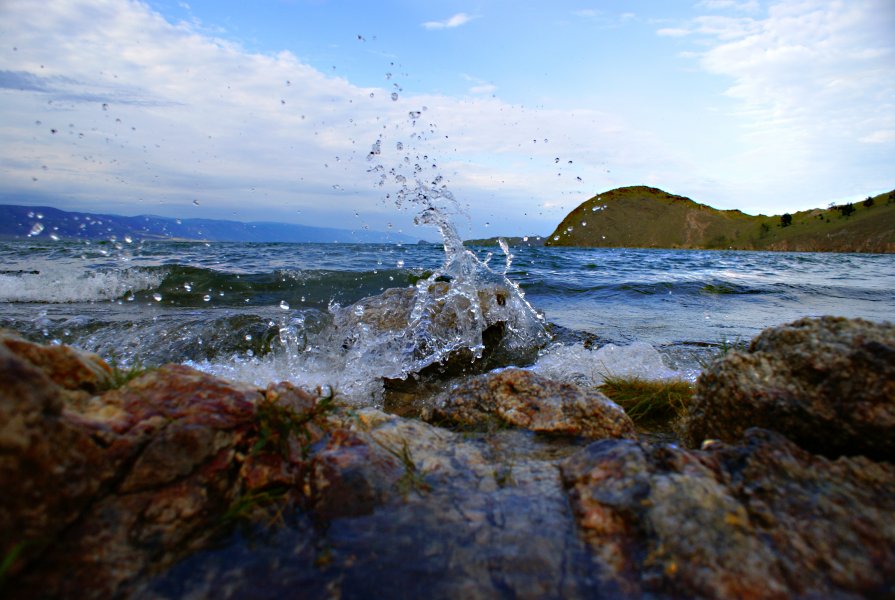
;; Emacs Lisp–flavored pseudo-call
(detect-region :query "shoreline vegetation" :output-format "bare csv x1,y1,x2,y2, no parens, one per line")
2,313,894,597
5,184,893,253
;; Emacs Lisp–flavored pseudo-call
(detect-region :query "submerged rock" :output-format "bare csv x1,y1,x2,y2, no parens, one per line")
561,428,895,599
330,280,547,382
422,368,637,439
686,316,895,459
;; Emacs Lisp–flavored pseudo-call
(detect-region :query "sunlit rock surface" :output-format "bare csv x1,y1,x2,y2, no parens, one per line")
561,428,895,598
422,367,637,439
686,316,895,459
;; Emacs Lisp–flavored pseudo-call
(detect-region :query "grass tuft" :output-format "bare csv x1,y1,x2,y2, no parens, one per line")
252,386,339,459
377,438,431,498
598,376,694,426
105,353,150,389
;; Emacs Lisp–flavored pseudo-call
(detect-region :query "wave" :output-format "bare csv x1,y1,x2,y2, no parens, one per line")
0,263,427,307
0,266,164,303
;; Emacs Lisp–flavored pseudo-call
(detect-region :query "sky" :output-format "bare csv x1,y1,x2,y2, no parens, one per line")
0,0,893,241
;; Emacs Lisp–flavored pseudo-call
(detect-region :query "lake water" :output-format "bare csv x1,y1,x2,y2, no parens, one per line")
1,239,893,402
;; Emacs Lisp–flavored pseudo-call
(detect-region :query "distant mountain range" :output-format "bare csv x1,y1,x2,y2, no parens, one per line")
545,186,895,253
0,204,418,244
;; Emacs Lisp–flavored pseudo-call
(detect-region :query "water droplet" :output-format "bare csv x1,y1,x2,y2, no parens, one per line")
124,235,133,243
554,157,560,164
203,294,211,302
152,293,162,302
369,92,375,98
245,334,253,341
279,300,290,310
29,222,44,236
523,236,529,242
396,259,404,268
581,221,587,227
332,184,342,191
183,283,192,292
49,233,60,241
553,235,560,241
102,103,109,111
396,141,404,151
193,199,200,206
391,92,399,101
354,305,365,317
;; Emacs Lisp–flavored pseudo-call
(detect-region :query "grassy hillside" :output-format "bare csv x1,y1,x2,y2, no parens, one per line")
545,186,895,253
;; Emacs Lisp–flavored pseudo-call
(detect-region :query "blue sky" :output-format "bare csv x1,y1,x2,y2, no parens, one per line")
1,0,893,240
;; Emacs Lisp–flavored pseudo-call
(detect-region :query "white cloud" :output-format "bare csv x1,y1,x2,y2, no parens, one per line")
669,0,895,209
697,0,760,12
0,0,690,238
421,13,475,30
657,28,691,37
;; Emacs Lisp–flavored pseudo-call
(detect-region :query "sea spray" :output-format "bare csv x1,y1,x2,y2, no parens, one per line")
186,107,550,401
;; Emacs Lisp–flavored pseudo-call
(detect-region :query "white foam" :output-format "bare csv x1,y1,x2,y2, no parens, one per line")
0,267,163,303
189,351,386,406
532,341,684,387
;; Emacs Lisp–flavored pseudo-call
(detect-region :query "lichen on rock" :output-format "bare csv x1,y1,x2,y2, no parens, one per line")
686,316,895,460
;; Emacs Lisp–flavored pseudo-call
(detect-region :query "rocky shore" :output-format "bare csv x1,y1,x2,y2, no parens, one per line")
1,315,893,598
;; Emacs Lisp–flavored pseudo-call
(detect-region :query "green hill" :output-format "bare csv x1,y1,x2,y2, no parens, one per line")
545,186,895,253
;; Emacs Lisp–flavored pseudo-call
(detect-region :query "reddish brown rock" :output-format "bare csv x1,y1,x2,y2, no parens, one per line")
686,316,895,459
305,429,404,520
1,330,112,392
0,342,113,580
0,335,343,599
561,428,895,599
423,368,636,439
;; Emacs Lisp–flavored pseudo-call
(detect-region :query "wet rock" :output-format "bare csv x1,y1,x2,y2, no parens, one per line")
0,341,113,581
331,281,546,381
1,329,113,392
686,316,895,459
561,428,895,599
3,363,267,598
0,335,343,599
422,368,637,439
306,429,404,520
139,408,607,599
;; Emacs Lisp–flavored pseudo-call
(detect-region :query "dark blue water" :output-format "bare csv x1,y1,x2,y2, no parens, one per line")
1,239,892,400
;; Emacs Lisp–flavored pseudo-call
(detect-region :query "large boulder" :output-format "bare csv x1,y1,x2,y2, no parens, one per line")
561,428,895,599
686,316,895,460
0,333,342,599
422,368,637,439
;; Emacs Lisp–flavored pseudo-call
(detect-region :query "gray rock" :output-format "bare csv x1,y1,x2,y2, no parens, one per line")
686,316,895,459
561,428,895,599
